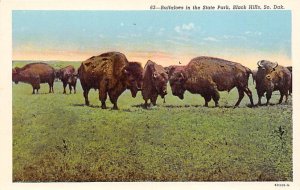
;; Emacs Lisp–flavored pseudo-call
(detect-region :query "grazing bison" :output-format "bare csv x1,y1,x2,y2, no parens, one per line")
78,52,143,110
169,56,254,107
142,60,168,108
12,62,55,94
286,66,292,95
56,65,78,94
255,60,291,105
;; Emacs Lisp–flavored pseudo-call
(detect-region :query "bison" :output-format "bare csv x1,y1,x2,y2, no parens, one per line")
12,62,55,94
255,60,291,105
78,52,143,110
56,65,78,94
286,66,292,95
142,60,168,108
169,56,254,107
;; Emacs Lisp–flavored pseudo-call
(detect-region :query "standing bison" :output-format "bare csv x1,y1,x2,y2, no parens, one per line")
142,60,168,108
78,52,143,110
169,56,254,107
255,60,291,105
12,62,55,94
56,65,78,94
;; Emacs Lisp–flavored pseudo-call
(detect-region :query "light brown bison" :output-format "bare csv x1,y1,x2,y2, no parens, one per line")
78,52,143,110
169,56,254,107
255,60,291,105
56,65,78,94
286,66,292,95
142,60,168,108
12,62,55,94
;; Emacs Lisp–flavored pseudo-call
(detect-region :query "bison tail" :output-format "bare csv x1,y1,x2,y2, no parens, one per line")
245,68,255,85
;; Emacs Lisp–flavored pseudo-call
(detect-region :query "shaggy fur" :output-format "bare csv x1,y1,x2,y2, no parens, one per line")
256,60,291,105
78,52,143,109
169,56,254,107
142,60,168,108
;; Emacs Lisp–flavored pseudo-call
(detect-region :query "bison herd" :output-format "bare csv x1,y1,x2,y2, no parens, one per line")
12,52,292,109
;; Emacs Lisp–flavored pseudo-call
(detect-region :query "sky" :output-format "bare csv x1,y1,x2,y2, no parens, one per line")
12,11,291,69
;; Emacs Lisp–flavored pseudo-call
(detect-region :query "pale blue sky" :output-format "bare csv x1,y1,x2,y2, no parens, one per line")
12,10,291,65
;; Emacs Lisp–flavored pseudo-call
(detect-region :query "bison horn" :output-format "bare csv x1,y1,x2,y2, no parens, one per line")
123,69,129,74
257,60,263,67
273,62,278,69
180,72,184,79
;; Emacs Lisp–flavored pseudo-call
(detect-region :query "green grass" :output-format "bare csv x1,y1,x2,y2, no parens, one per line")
12,61,292,181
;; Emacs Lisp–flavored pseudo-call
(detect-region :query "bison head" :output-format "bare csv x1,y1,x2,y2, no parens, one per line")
169,71,187,100
69,71,78,84
152,71,168,98
256,60,278,91
54,69,62,80
123,62,143,98
12,67,21,84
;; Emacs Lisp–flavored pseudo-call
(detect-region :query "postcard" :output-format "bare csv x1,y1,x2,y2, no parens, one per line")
0,0,299,189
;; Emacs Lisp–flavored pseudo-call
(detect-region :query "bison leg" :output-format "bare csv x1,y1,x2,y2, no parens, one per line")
99,82,108,109
234,88,245,107
49,81,54,93
212,91,220,107
63,82,67,94
83,88,90,106
278,90,289,104
150,95,158,106
244,87,254,106
107,90,121,110
74,84,76,94
285,91,289,103
109,95,119,110
99,92,107,109
278,92,284,104
203,95,211,107
257,94,263,106
266,91,272,105
144,99,149,109
69,84,72,94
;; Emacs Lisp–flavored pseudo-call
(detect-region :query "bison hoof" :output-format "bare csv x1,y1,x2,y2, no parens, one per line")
101,105,107,109
85,101,90,106
112,107,119,110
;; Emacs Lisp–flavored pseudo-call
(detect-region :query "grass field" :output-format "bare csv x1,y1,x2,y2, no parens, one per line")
12,61,293,182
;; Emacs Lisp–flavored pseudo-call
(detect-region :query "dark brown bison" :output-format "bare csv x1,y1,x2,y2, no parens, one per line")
78,52,143,110
286,66,292,95
12,62,55,94
255,60,291,105
169,56,254,107
56,65,78,94
142,60,168,108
